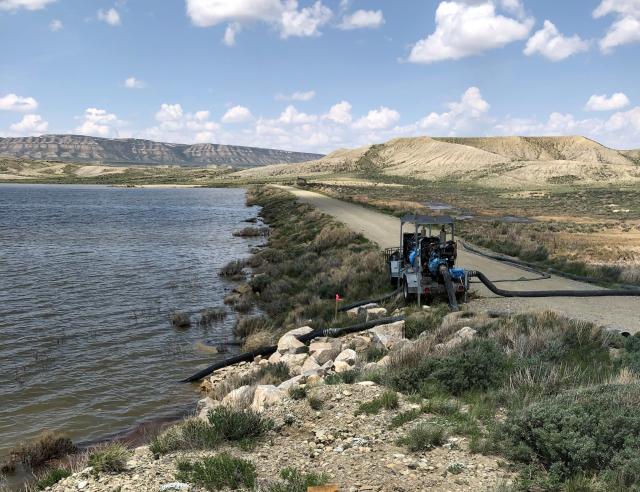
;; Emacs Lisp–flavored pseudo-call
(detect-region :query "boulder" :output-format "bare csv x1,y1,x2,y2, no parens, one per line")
302,356,322,374
278,375,304,391
334,349,357,373
346,335,371,352
277,335,307,354
309,340,342,365
441,326,477,350
369,320,405,350
280,353,308,375
196,397,219,420
251,385,285,413
335,348,357,365
346,307,361,319
222,385,254,409
285,325,314,337
365,307,388,320
268,351,282,364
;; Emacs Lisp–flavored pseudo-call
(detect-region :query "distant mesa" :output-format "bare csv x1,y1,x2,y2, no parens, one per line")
0,135,324,168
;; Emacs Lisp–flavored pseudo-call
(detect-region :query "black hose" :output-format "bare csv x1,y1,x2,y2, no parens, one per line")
181,316,405,383
338,290,401,312
471,270,640,298
461,241,551,279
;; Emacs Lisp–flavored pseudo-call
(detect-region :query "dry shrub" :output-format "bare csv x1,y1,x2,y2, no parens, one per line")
234,316,272,339
199,308,226,326
242,330,275,352
1,432,77,473
232,227,269,237
610,367,640,385
312,225,357,253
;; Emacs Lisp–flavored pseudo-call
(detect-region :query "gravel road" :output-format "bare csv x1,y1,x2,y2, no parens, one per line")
280,186,640,334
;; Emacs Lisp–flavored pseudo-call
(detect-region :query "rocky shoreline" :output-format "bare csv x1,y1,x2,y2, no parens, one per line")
47,306,514,491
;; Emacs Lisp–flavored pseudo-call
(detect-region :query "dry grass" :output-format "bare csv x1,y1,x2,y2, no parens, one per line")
0,432,77,474
242,330,275,351
169,311,191,329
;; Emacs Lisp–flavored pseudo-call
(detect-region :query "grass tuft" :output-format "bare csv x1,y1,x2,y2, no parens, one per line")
398,424,448,452
87,443,130,474
176,453,256,491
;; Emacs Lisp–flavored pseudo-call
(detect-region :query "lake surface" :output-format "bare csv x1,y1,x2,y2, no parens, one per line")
0,185,260,460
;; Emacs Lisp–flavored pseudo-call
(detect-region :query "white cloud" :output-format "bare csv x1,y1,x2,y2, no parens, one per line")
222,105,253,123
418,86,489,132
98,8,121,26
49,19,63,31
594,0,640,52
138,103,221,143
324,100,352,124
408,1,533,64
494,107,640,149
185,0,332,42
9,114,48,134
75,108,125,137
276,90,316,101
124,77,146,89
223,22,241,46
524,20,589,61
0,93,38,112
338,9,384,30
278,105,317,124
280,1,332,38
353,106,400,130
585,93,630,111
0,0,55,10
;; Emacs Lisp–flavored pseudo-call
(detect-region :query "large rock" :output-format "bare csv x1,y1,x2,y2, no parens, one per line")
309,339,342,365
278,375,304,391
365,307,388,320
369,320,405,350
196,397,219,420
334,349,357,373
268,351,283,364
277,335,307,354
285,326,314,337
251,385,285,412
276,326,314,354
301,356,321,374
222,385,254,409
280,353,308,375
441,326,477,350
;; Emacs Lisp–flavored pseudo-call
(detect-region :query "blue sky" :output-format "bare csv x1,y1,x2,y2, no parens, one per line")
1,0,639,152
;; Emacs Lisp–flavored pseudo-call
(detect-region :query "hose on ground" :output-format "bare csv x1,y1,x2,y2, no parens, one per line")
337,290,401,312
461,241,551,280
471,270,640,298
181,316,405,383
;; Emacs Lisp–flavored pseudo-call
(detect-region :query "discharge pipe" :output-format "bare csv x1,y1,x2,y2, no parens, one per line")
471,270,640,298
181,316,405,383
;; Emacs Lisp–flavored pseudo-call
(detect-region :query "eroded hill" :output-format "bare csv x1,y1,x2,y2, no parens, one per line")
234,136,640,188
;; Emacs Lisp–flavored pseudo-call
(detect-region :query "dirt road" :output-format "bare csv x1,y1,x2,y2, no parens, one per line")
280,186,640,334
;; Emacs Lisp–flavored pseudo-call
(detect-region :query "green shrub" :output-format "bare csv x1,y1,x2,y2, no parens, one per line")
355,391,399,415
325,370,359,385
616,333,640,374
35,468,71,490
387,340,507,395
176,453,256,491
288,386,307,400
390,409,423,428
308,395,324,410
87,443,130,473
500,383,640,486
267,467,332,492
365,345,386,362
207,407,273,443
149,419,219,456
398,424,447,452
404,306,449,339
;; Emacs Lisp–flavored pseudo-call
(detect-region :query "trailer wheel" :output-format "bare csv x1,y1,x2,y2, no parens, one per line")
403,278,414,302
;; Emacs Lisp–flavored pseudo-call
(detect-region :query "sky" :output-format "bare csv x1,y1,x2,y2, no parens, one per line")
1,0,639,153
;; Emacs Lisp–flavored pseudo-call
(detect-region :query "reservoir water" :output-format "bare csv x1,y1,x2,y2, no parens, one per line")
0,184,259,460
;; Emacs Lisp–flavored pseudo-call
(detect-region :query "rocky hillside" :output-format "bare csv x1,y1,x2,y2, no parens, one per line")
0,135,323,168
234,135,640,188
